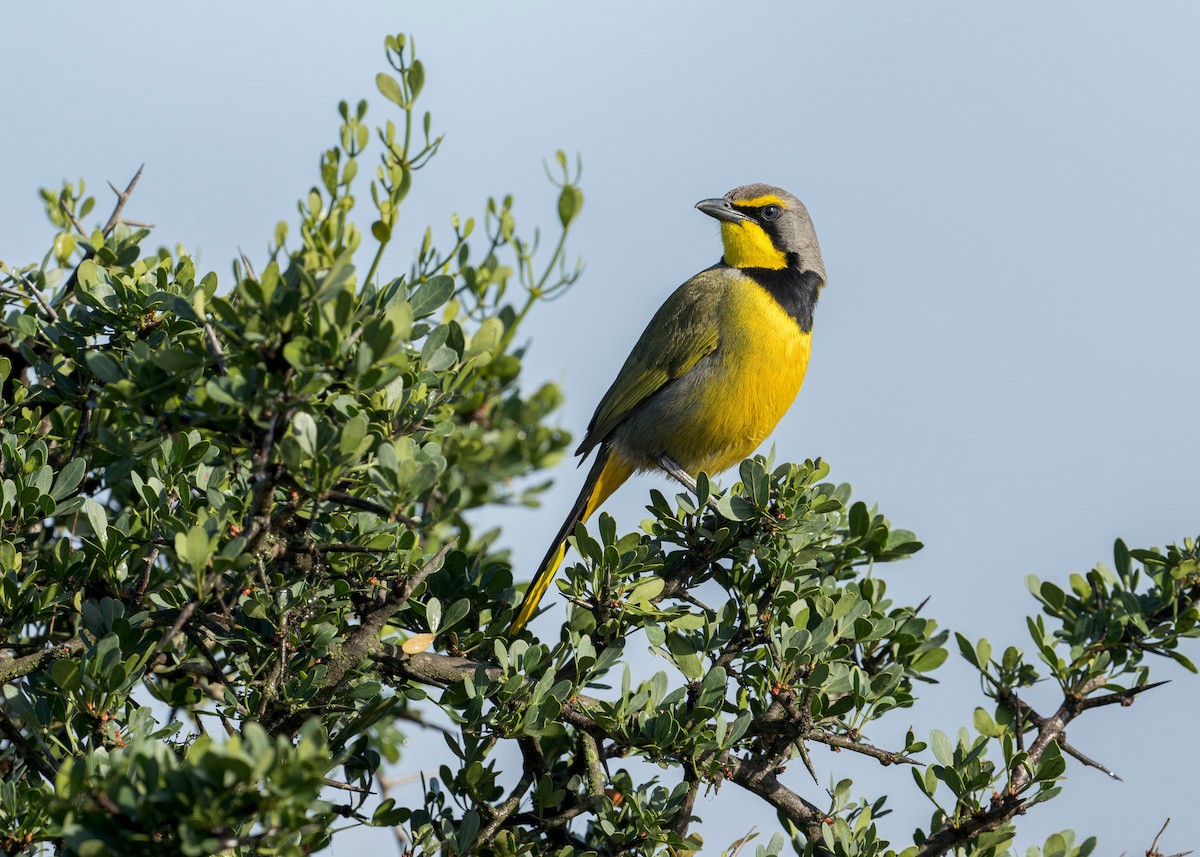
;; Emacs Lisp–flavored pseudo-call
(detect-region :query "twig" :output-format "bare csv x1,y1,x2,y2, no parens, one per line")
0,708,58,782
58,165,145,304
805,730,922,766
69,400,92,460
60,200,88,237
393,708,455,738
181,625,244,725
133,547,159,606
917,675,1170,857
322,490,420,529
263,541,455,734
321,778,372,795
204,318,228,375
290,542,393,555
473,741,542,848
0,637,89,684
580,731,605,799
720,750,825,840
653,453,721,513
1056,733,1121,781
239,251,259,283
1146,818,1193,857
102,164,144,237
150,601,199,659
998,686,1129,779
1,277,59,323
1078,680,1168,710
668,760,701,839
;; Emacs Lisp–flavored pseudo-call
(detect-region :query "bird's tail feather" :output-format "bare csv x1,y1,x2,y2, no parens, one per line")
507,446,633,635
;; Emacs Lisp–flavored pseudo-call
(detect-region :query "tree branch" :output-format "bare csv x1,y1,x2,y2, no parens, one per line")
371,646,832,847
102,164,145,237
720,750,825,840
916,676,1169,857
0,275,58,322
261,541,454,735
321,489,420,529
0,637,89,684
0,708,58,782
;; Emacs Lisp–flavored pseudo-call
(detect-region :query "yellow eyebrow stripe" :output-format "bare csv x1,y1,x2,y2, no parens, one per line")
733,194,788,209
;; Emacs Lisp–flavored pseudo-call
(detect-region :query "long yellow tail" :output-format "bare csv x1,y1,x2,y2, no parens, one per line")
508,446,634,635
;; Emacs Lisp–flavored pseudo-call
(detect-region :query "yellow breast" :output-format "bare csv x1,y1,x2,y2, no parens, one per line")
685,279,811,474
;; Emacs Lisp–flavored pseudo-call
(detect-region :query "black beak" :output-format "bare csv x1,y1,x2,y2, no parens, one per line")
695,197,748,224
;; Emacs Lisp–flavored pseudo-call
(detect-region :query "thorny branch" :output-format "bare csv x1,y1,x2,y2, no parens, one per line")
913,677,1168,857
59,165,146,303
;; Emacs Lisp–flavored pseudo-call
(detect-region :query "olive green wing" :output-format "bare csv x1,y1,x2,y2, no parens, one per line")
576,268,725,457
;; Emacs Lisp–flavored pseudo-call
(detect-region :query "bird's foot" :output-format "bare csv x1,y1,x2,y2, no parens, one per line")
653,455,721,513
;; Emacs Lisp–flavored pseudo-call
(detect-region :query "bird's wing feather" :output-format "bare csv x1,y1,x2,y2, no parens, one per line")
575,268,725,457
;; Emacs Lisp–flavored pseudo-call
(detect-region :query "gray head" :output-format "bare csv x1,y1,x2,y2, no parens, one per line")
695,183,826,285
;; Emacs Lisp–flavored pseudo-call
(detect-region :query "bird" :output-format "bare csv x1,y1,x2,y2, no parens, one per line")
508,183,826,635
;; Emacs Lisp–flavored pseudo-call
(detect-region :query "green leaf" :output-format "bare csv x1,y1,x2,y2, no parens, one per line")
340,413,369,456
557,185,583,228
410,275,454,319
956,632,979,668
175,524,211,573
441,598,471,632
292,412,318,455
929,729,953,766
627,577,664,605
848,501,869,536
715,492,756,521
973,707,999,737
407,59,425,100
82,498,108,546
376,72,406,107
1035,739,1067,781
50,458,86,501
84,351,123,383
975,637,992,669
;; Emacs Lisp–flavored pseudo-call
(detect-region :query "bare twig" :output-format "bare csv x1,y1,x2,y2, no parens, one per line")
0,708,58,782
668,761,701,839
58,165,146,304
204,318,228,375
1,276,59,323
473,740,542,848
69,400,93,460
1146,818,1193,857
320,778,372,795
1078,680,1168,710
102,164,145,237
721,750,825,840
917,676,1170,857
238,251,259,283
150,601,199,659
133,547,159,606
60,200,88,237
805,730,922,766
322,490,420,529
393,708,455,738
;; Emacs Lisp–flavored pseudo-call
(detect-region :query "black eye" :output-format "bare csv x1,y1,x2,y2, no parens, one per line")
761,205,781,222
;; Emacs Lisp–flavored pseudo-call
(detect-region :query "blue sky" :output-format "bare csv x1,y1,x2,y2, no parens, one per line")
4,3,1199,853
